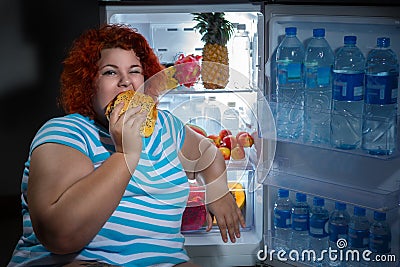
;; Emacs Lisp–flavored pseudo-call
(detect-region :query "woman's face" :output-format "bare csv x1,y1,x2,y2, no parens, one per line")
93,47,145,126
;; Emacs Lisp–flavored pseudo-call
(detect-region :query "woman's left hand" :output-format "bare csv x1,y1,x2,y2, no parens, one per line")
205,192,246,243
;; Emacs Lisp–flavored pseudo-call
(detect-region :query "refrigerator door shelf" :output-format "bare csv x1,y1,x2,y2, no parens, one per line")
264,5,400,160
266,169,399,212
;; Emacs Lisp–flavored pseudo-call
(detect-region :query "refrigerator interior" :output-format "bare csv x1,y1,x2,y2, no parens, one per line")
262,4,400,267
99,3,276,266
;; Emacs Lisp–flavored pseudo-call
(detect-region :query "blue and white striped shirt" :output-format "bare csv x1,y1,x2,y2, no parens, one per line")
8,110,190,267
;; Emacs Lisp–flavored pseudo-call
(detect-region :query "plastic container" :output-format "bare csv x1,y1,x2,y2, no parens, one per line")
275,26,305,140
273,188,293,252
328,202,350,266
290,192,310,251
331,35,365,150
222,102,240,135
203,96,222,135
362,37,399,156
231,23,251,84
304,28,334,145
369,211,391,254
309,197,329,265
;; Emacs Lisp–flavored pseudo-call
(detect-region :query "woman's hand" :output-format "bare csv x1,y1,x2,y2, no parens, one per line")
108,101,146,156
205,192,246,243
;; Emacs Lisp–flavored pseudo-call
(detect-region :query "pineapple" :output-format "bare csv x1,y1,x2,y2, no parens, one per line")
192,12,234,89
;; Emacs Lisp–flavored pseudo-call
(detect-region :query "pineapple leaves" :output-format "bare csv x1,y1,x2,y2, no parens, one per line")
192,12,234,46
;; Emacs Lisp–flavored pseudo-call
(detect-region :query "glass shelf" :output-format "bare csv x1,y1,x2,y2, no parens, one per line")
265,170,399,211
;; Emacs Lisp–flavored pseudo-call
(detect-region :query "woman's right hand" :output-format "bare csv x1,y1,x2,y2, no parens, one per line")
108,101,147,156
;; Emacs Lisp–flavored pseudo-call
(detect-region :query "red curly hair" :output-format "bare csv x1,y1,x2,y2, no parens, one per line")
59,24,164,119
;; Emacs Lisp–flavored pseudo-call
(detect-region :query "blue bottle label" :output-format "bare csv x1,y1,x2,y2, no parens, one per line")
309,216,329,238
278,62,302,84
306,66,331,88
317,66,331,86
292,213,309,231
329,223,348,242
365,74,398,104
274,209,291,228
332,72,364,101
369,233,391,253
348,228,369,248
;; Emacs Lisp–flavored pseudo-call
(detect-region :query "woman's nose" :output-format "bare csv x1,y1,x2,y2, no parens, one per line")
118,77,132,87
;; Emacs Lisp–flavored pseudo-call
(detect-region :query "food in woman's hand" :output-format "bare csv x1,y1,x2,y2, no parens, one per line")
105,90,157,137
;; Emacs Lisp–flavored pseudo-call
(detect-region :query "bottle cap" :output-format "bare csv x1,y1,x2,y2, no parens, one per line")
278,188,289,198
296,192,307,202
344,35,357,45
237,24,246,31
377,37,390,48
285,27,297,36
335,202,346,210
374,211,386,221
313,28,325,38
354,206,366,216
227,102,236,108
208,96,216,101
313,197,324,206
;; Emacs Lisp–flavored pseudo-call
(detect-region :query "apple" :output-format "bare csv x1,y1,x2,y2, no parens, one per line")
188,124,207,137
218,146,231,160
236,131,247,141
219,129,232,140
207,134,221,147
222,134,237,150
237,132,254,147
231,145,246,160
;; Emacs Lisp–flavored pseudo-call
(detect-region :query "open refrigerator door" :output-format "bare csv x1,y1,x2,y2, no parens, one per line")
261,3,400,267
99,2,277,266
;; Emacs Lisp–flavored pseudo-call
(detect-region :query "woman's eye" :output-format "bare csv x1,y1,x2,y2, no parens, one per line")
130,68,142,74
102,70,117,76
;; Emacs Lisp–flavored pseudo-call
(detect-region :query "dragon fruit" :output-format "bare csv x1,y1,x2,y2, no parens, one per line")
174,54,202,88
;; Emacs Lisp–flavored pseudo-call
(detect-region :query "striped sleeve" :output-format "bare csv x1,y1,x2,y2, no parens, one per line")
30,116,90,156
160,110,186,150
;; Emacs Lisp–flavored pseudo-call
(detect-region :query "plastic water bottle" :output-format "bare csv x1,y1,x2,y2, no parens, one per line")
290,192,310,251
232,23,251,85
273,188,293,252
328,202,350,266
369,211,391,254
348,206,370,266
203,96,222,135
331,36,365,150
304,28,334,145
309,197,329,265
222,102,239,135
275,26,305,140
362,37,399,156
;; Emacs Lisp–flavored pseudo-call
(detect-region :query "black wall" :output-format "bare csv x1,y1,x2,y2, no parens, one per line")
0,0,100,197
0,0,99,264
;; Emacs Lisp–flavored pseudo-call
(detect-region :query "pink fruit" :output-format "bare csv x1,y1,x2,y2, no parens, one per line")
181,200,206,231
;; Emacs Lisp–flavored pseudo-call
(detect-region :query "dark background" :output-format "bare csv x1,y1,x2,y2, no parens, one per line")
0,0,99,265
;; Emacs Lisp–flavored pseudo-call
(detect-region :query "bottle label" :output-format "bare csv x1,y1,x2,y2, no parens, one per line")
274,209,291,228
306,65,331,88
278,61,302,85
329,223,348,242
332,72,364,101
309,217,329,238
369,233,391,253
292,213,309,231
348,228,369,248
365,74,398,104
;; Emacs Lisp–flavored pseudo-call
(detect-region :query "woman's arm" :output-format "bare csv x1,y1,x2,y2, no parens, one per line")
27,104,146,254
179,126,246,243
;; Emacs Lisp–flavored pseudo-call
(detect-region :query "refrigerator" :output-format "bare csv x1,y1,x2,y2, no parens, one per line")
99,1,400,266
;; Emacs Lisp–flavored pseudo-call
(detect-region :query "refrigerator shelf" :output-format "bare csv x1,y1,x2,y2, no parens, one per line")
161,82,256,96
265,170,399,211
